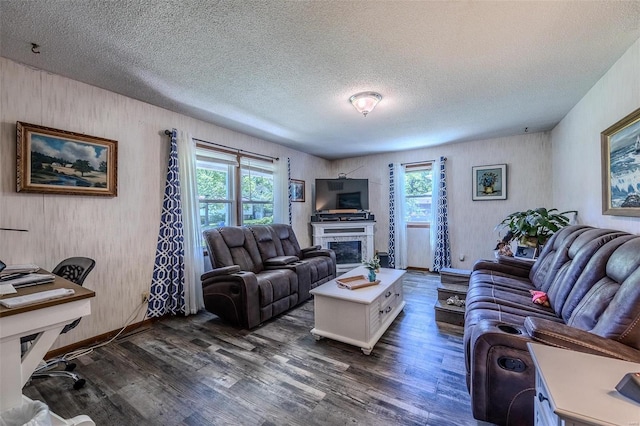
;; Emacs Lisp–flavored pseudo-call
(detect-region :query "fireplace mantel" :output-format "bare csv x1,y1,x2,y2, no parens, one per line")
311,222,375,274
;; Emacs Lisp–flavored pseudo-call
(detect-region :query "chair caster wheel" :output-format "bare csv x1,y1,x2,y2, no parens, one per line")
73,378,86,390
65,363,77,371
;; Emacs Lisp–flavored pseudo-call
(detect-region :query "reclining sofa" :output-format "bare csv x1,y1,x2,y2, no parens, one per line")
201,224,336,329
464,225,640,425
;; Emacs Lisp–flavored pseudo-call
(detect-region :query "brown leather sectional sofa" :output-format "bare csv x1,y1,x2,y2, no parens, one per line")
201,224,336,329
464,225,640,425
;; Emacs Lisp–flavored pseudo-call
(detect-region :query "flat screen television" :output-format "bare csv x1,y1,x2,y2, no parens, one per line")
314,178,369,212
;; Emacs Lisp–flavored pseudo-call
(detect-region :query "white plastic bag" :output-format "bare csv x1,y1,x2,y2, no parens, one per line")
0,400,52,426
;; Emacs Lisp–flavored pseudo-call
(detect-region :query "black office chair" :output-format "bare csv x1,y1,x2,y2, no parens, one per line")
22,257,95,389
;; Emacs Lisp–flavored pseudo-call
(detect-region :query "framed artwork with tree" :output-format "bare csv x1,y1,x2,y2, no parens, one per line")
17,122,118,196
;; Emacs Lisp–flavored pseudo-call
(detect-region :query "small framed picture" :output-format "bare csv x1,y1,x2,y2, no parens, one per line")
290,179,305,202
472,164,507,201
514,245,537,260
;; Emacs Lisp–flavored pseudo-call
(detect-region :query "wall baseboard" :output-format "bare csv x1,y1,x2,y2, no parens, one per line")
406,266,431,272
45,317,163,359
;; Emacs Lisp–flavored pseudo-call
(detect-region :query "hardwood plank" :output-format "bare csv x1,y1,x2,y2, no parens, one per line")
23,271,494,425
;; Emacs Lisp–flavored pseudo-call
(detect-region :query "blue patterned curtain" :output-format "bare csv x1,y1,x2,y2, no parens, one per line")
431,156,451,272
388,163,408,269
388,163,396,268
288,157,292,225
149,129,186,316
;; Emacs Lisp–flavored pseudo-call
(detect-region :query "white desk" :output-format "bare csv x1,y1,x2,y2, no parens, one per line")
0,275,95,425
528,342,640,426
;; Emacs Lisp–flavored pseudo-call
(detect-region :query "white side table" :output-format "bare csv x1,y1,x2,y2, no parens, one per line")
527,342,640,426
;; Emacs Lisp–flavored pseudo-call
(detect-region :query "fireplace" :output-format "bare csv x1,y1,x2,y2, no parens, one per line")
329,240,362,265
311,221,375,274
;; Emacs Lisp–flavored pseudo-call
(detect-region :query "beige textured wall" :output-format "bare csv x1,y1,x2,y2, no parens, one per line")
329,132,553,269
0,58,329,349
551,37,640,235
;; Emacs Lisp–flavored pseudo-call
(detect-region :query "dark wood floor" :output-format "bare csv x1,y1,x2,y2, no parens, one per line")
24,271,493,425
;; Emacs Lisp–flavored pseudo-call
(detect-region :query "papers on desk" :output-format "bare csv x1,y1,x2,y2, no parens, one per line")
0,283,17,295
0,264,40,276
0,273,56,287
0,272,56,295
0,288,75,308
0,264,60,306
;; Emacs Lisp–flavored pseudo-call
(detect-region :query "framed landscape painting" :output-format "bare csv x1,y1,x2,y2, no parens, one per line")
472,164,507,200
601,107,640,217
17,122,118,197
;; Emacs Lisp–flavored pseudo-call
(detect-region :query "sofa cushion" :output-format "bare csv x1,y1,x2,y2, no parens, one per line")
250,225,285,261
559,234,636,322
256,269,298,307
528,225,592,292
270,223,303,257
573,237,640,348
204,227,264,273
256,269,298,322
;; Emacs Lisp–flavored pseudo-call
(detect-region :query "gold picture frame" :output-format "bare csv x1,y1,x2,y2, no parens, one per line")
17,122,118,197
601,107,640,216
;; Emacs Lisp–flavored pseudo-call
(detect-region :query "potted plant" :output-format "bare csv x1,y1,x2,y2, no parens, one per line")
496,208,577,250
362,255,381,282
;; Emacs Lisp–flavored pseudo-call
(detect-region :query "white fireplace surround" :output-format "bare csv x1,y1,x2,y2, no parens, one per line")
311,222,375,274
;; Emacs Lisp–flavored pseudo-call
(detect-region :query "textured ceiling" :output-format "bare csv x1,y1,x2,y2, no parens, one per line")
1,1,640,160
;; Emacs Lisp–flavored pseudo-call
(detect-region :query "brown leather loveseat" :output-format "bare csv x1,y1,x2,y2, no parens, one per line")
201,224,336,329
464,225,640,425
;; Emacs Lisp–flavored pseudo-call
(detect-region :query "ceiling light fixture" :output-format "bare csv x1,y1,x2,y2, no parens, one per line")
349,91,382,117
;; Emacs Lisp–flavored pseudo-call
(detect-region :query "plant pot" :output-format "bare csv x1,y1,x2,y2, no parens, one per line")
367,269,377,282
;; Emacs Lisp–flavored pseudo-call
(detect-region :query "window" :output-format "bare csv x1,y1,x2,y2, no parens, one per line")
241,158,274,225
404,162,433,224
196,146,274,232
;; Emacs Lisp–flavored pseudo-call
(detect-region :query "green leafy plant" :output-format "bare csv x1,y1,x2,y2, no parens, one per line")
496,208,577,247
362,255,381,270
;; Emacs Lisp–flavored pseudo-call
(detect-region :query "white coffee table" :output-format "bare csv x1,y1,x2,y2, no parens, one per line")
310,266,406,355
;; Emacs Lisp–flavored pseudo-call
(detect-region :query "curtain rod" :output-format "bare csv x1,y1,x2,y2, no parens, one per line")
164,130,279,161
401,157,446,166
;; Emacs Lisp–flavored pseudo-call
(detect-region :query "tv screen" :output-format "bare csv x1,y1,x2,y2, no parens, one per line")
315,178,369,211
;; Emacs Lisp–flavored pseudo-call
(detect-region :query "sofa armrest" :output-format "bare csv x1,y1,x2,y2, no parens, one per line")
264,255,299,266
497,255,535,269
472,258,531,278
524,317,640,362
200,265,241,281
301,245,321,253
201,270,260,329
302,248,333,258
